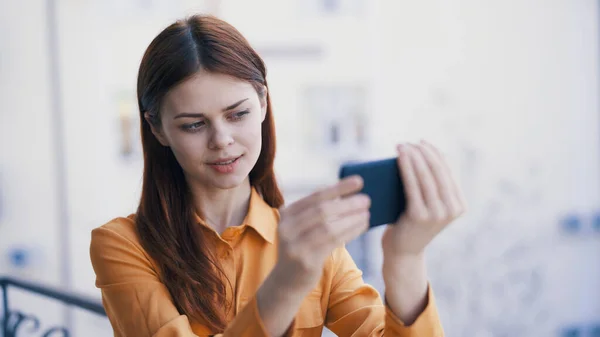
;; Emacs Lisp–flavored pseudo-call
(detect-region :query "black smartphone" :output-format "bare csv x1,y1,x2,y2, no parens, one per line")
339,158,406,228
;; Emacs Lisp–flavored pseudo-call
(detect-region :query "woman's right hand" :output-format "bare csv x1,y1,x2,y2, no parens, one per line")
274,175,371,290
256,176,370,336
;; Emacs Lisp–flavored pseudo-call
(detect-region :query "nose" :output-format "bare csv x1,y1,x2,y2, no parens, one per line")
208,123,234,150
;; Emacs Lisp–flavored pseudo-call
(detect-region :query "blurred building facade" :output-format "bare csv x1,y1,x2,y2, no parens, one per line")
1,0,599,336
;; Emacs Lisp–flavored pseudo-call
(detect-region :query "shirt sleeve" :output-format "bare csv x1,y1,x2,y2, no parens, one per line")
90,222,285,337
324,246,444,337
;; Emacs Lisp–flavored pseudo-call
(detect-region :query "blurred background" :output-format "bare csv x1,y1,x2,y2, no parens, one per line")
1,0,599,336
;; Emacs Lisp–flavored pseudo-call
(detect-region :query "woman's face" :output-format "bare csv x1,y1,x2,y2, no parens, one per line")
150,70,267,191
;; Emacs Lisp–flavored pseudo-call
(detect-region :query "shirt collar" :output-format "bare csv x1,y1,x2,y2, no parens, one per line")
194,187,278,244
248,187,279,243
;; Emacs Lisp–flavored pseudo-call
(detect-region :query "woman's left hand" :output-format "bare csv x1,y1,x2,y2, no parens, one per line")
380,140,467,324
382,140,467,258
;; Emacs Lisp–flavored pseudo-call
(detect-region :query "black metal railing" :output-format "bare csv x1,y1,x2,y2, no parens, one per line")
1,277,106,337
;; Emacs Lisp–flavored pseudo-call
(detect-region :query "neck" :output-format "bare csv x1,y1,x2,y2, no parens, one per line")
189,179,252,234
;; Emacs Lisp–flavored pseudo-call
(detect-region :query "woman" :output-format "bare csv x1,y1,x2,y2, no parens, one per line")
90,15,466,337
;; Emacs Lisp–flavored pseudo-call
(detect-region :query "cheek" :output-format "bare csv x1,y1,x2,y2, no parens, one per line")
166,132,206,168
240,120,263,153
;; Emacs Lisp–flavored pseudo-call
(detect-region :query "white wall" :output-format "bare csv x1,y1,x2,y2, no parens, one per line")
372,0,600,335
0,0,60,284
0,0,66,331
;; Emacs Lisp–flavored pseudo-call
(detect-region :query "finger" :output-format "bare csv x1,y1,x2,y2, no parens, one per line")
336,214,371,246
397,144,425,210
408,143,440,208
284,175,364,216
421,140,467,213
397,144,423,206
416,140,457,211
284,193,371,239
302,210,369,248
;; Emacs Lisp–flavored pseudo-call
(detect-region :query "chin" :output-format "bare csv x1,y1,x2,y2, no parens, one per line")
208,174,248,190
212,181,243,190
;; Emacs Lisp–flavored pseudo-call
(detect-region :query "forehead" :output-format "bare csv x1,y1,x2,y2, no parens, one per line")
162,71,256,115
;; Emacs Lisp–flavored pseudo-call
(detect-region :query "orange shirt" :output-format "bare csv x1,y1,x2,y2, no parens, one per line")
90,188,443,336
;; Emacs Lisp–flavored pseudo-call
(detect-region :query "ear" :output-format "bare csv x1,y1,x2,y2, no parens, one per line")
144,112,169,146
259,86,268,122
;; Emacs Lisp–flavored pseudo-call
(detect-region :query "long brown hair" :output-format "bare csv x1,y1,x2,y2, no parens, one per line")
135,15,283,332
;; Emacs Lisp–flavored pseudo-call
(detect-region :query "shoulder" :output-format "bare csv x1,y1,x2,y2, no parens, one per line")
89,214,151,265
90,214,140,248
89,215,162,286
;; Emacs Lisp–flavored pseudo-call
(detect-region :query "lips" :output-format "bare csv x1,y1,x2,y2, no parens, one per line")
208,155,242,165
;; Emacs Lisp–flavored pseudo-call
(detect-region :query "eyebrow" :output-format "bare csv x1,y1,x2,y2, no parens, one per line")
173,98,249,119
